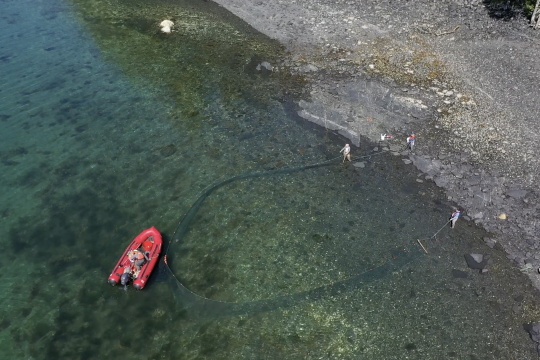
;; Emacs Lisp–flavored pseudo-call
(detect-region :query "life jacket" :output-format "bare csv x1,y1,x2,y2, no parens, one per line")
130,250,144,261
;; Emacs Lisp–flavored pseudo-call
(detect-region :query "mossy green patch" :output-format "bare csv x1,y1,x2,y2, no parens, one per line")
65,0,304,123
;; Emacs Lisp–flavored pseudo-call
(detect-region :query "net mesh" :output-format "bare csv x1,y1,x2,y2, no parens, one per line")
161,152,426,314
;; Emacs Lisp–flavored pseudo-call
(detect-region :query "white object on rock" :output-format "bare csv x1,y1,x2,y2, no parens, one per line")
256,61,273,71
160,20,174,34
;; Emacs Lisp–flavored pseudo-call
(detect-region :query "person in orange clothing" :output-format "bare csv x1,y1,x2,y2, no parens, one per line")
129,249,146,271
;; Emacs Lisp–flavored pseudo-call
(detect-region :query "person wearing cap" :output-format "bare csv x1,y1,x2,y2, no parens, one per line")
340,143,351,163
406,133,415,151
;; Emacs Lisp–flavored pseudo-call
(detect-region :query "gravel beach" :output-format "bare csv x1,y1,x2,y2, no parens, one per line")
212,0,540,289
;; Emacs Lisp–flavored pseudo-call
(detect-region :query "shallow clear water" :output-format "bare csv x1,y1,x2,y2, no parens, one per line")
1,0,539,359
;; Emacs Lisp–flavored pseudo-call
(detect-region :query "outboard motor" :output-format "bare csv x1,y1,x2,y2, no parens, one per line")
120,266,132,291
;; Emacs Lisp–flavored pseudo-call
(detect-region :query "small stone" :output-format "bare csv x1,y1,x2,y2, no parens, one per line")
353,161,365,168
373,147,378,152
416,179,423,183
472,212,483,219
257,61,273,71
451,269,468,279
402,159,412,164
498,213,507,220
470,254,483,263
506,189,527,199
465,253,485,269
483,238,497,248
480,268,489,274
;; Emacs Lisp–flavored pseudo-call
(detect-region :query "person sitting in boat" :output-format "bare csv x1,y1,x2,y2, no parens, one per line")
128,249,146,271
142,236,154,260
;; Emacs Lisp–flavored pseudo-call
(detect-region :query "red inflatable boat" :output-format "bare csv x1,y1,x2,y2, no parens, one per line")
108,227,162,290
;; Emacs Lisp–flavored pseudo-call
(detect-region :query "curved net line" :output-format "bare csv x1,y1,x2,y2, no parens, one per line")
162,152,427,307
164,155,342,258
163,242,423,320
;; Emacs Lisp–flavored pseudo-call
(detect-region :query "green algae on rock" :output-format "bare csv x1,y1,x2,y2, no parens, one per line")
65,0,306,121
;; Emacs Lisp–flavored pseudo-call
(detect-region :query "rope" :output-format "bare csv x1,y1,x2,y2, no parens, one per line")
431,219,452,239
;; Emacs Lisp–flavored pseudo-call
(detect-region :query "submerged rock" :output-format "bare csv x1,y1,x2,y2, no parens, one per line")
160,144,177,157
523,323,540,355
256,61,273,71
451,269,468,279
464,253,486,270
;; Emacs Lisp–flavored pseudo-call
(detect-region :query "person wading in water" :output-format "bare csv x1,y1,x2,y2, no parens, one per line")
340,143,351,163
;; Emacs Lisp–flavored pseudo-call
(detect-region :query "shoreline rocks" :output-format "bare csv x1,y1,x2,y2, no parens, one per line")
212,0,540,291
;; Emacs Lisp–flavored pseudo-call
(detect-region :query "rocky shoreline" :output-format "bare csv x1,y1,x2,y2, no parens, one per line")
212,0,540,289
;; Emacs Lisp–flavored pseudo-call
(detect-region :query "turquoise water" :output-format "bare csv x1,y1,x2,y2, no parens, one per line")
0,0,538,359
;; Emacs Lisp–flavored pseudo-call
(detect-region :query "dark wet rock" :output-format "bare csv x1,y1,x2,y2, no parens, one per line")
506,188,527,199
451,269,468,279
239,132,254,141
346,328,356,344
404,343,417,351
159,144,177,157
464,253,486,270
1,159,19,166
523,322,540,355
483,237,497,248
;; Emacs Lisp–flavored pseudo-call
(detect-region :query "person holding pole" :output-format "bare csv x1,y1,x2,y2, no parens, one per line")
450,209,461,229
